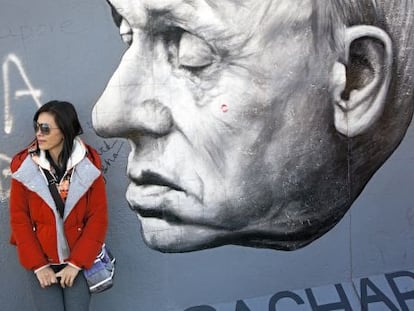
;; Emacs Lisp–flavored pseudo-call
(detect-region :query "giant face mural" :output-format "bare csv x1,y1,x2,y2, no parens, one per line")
92,0,414,252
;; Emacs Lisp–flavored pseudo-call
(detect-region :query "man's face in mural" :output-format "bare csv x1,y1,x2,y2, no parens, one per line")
93,0,398,251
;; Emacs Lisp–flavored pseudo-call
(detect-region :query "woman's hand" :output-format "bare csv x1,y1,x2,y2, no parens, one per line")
55,265,80,288
35,267,58,288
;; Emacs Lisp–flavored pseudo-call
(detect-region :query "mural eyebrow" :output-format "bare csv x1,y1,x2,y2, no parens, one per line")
106,0,122,28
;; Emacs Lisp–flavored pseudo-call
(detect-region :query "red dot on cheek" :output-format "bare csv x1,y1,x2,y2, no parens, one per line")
221,104,229,112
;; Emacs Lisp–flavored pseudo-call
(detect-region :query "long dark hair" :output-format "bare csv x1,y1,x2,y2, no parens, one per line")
33,100,83,169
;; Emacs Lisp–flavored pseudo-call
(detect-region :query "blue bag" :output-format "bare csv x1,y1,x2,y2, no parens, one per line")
83,244,115,294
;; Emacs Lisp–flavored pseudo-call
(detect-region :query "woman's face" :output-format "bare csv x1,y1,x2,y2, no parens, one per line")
35,112,64,158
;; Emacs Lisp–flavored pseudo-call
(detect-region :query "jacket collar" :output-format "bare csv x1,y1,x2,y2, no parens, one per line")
12,139,101,220
31,137,86,172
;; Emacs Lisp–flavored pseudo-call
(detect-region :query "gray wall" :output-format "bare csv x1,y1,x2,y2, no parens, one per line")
1,1,414,310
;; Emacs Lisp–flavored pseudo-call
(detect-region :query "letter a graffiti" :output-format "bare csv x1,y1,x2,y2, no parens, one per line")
3,53,42,134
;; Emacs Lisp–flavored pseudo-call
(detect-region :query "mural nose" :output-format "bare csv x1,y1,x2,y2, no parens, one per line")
91,99,113,138
92,97,174,138
130,98,174,136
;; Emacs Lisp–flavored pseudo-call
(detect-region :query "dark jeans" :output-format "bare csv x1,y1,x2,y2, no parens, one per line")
26,264,90,311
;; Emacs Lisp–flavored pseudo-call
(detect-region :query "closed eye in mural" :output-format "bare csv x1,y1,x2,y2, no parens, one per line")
92,0,414,252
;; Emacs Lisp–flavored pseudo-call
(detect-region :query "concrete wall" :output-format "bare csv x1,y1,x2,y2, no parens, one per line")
1,1,414,310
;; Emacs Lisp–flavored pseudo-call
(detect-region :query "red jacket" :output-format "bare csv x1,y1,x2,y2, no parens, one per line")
9,140,108,271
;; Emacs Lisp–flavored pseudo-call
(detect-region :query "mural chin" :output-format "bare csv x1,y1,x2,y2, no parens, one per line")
137,215,231,252
136,201,347,253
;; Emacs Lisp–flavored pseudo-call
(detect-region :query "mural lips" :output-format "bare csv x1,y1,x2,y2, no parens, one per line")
126,170,198,222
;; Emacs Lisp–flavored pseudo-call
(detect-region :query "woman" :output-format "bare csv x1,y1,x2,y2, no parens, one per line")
9,100,108,311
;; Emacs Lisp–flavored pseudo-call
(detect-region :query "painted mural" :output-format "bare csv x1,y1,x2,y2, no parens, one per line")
92,0,414,252
1,1,414,310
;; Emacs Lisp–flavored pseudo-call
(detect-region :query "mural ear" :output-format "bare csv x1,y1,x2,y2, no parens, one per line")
331,25,393,137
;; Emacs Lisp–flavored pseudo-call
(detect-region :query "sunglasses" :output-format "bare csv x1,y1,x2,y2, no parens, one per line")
33,122,59,135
